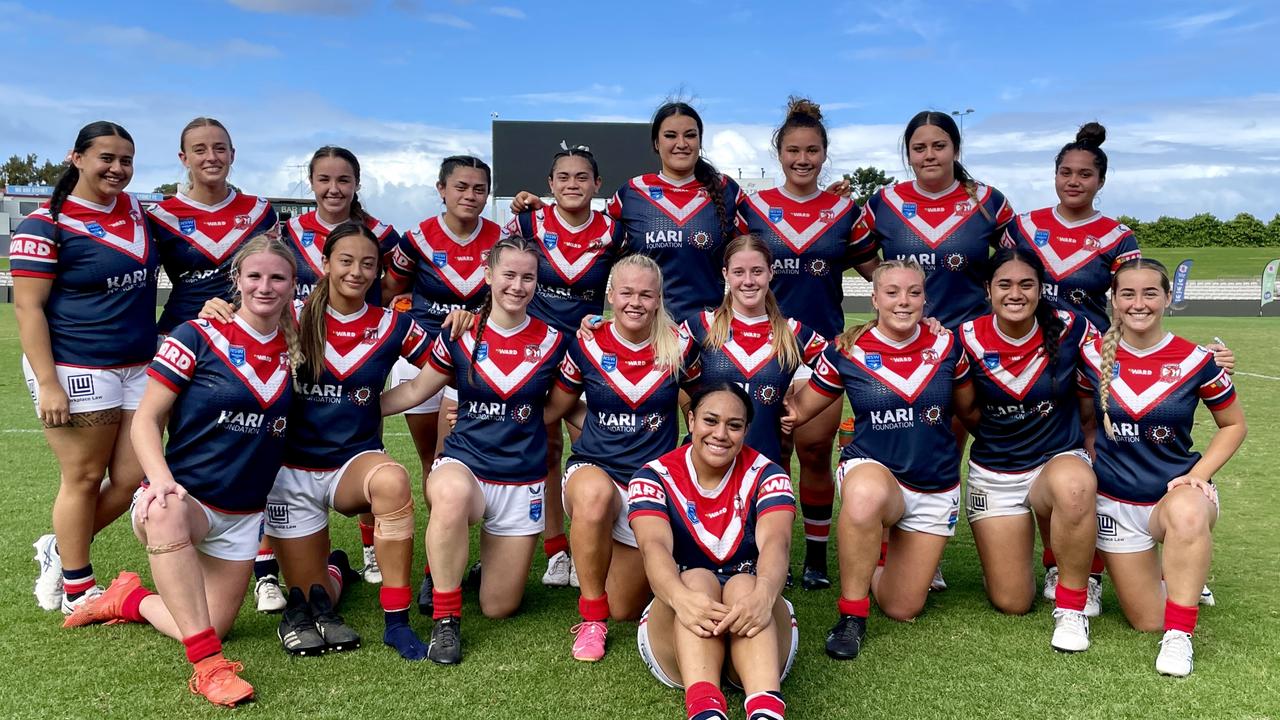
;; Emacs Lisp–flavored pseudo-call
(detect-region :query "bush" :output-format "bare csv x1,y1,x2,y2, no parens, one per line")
1128,212,1278,247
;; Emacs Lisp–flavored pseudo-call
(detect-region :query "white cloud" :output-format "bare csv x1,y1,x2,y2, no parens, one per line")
226,0,363,14
488,5,526,19
423,12,474,28
1157,8,1241,36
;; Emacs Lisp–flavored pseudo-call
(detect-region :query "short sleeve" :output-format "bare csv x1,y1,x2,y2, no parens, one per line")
387,230,420,279
954,345,972,384
426,333,455,374
851,192,880,247
754,464,796,517
148,322,201,393
9,214,59,279
1198,363,1236,410
627,466,670,523
809,345,844,397
797,324,829,368
399,317,432,368
1110,228,1141,271
557,348,584,393
842,204,879,266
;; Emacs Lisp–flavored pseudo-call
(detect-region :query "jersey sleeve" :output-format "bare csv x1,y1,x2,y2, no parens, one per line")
1197,360,1236,410
754,462,796,517
387,230,421,280
148,322,201,393
627,465,670,523
9,214,59,279
851,192,880,248
809,345,845,397
989,188,1015,242
426,333,455,374
796,322,829,368
842,204,879,267
398,316,432,368
605,187,624,221
953,341,972,384
678,326,702,386
1110,227,1141,271
557,342,585,393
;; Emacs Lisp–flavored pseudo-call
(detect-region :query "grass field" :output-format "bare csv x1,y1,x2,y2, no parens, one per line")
1135,248,1279,281
0,313,1277,720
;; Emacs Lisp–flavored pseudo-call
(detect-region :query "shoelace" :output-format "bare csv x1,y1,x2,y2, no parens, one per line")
1160,632,1192,658
189,660,245,694
830,618,861,642
434,620,460,649
570,622,607,638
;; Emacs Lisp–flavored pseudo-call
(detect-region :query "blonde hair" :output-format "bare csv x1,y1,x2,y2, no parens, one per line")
608,254,683,374
179,117,232,193
1097,258,1171,439
704,235,802,371
229,235,302,373
835,258,926,352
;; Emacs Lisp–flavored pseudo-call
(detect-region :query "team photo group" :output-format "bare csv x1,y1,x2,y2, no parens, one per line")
10,97,1247,717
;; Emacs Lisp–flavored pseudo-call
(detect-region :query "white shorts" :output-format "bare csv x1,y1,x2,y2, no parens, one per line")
838,458,960,536
264,450,382,539
791,365,814,385
637,597,798,689
390,357,455,414
966,449,1092,523
1095,490,1220,554
563,462,635,548
432,456,545,537
23,356,147,415
130,486,264,562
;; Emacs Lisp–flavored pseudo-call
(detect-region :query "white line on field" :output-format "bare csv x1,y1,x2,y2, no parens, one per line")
1236,371,1280,381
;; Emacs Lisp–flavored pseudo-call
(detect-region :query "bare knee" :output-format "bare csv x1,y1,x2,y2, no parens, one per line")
1161,493,1212,539
796,437,834,467
879,596,926,622
480,596,521,619
427,474,472,516
1047,474,1096,519
60,467,107,491
141,498,192,543
368,465,412,507
988,586,1034,616
568,480,617,526
609,594,645,622
681,568,723,598
841,480,892,526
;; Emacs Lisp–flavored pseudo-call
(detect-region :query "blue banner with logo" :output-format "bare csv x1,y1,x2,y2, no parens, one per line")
1171,259,1193,310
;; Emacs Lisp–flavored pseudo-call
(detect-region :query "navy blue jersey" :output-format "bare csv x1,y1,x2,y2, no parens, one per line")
855,181,1014,328
740,188,876,338
960,311,1095,472
149,317,292,512
505,207,619,333
1003,208,1141,331
606,173,744,322
1079,333,1236,504
388,215,501,338
285,305,430,470
428,316,567,484
559,321,699,488
628,444,794,574
810,325,971,492
9,194,158,367
149,191,277,334
282,211,401,301
684,310,827,465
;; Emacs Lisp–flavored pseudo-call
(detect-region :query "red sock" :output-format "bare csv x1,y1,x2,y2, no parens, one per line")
359,521,376,547
432,586,462,620
327,564,344,599
380,586,412,613
543,534,569,558
578,593,609,623
423,563,431,578
1055,583,1088,612
120,585,155,624
877,541,889,568
1164,599,1198,635
837,595,870,618
182,627,222,664
799,483,835,542
1042,548,1056,569
744,690,786,719
685,681,727,720
1090,550,1105,575
255,549,275,561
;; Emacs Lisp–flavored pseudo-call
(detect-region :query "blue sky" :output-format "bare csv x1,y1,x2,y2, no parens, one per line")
2,0,1278,229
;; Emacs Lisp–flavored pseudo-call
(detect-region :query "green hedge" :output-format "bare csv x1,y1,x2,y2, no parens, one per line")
1117,212,1280,247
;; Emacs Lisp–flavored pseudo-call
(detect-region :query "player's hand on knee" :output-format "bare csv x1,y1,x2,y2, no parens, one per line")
716,588,773,638
673,589,730,638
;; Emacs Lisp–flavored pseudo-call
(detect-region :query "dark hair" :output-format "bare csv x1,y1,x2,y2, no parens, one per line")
772,96,828,153
299,222,382,382
467,235,540,384
687,381,755,427
309,146,366,222
1054,122,1108,181
50,121,134,223
548,146,600,181
987,247,1065,396
902,111,990,219
650,102,731,243
438,155,492,187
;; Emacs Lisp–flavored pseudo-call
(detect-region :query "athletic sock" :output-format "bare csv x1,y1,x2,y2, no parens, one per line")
327,549,358,598
380,586,426,659
1164,599,1199,635
685,681,728,720
359,520,376,548
1089,550,1105,578
578,593,609,623
381,586,412,622
120,584,155,624
423,563,431,581
837,595,871,618
1042,548,1056,569
877,541,889,568
253,550,279,581
432,587,462,620
182,627,222,664
799,483,834,568
543,533,569,559
63,564,94,601
1055,583,1088,612
744,690,786,720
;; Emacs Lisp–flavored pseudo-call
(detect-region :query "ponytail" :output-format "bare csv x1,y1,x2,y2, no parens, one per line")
1096,321,1122,440
51,120,133,223
469,235,540,384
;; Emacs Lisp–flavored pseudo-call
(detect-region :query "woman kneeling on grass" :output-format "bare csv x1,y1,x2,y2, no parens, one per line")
64,237,298,707
631,382,797,720
1079,258,1246,677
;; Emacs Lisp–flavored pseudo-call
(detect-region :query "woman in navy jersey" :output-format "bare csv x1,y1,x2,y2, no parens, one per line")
63,237,298,707
512,101,743,323
149,117,279,335
740,98,880,590
631,383,796,720
382,236,568,665
543,254,697,662
1080,259,1245,677
506,147,621,589
13,121,158,616
784,259,974,660
952,248,1101,652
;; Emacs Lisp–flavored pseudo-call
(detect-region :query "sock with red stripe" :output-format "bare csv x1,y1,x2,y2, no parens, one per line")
1090,550,1105,579
544,534,569,559
877,541,889,568
63,564,95,602
253,550,279,581
837,595,870,618
1055,583,1088,613
326,549,357,600
381,586,427,660
182,627,222,664
685,681,727,720
799,483,834,569
1164,599,1198,635
432,587,462,620
745,690,786,720
578,593,609,623
359,521,376,548
423,563,431,581
120,584,155,624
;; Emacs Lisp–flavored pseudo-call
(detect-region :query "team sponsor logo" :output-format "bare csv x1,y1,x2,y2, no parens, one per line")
756,384,779,405
948,501,959,530
902,202,917,219
67,374,95,398
529,497,543,522
686,501,699,525
1096,513,1118,538
350,387,373,406
1147,425,1174,443
86,222,106,238
1083,235,1101,251
921,405,944,425
954,200,974,216
269,416,288,437
921,348,939,365
179,217,196,235
648,186,664,200
362,326,379,344
819,208,835,223
768,207,784,223
229,345,246,367
983,351,1001,369
1032,400,1054,417
1160,363,1182,381
943,253,967,271
1110,421,1141,442
1067,288,1089,305
475,342,489,362
432,251,448,268
267,503,289,526
301,230,315,247
642,412,664,432
512,403,534,423
690,230,712,249
235,214,252,229
967,489,988,514
524,344,542,362
1033,229,1050,247
543,232,558,250
805,258,830,276
865,353,883,370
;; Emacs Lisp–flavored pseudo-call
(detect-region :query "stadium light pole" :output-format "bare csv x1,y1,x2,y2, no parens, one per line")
951,108,975,134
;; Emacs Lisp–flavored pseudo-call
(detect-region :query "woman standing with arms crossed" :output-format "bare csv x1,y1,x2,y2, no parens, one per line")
15,121,158,615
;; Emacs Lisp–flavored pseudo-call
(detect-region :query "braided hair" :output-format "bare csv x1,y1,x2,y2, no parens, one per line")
988,247,1065,397
650,102,731,243
467,235,539,384
1097,258,1171,439
50,121,133,223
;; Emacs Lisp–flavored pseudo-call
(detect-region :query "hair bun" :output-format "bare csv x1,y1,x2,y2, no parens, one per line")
786,96,823,122
1075,121,1106,148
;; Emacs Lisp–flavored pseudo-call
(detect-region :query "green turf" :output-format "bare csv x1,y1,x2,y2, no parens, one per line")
1134,247,1280,281
1,313,1277,719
